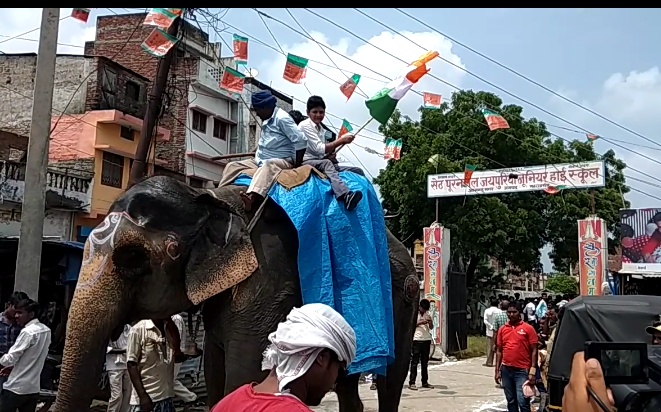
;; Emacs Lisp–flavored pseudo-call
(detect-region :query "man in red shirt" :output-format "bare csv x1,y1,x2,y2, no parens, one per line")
495,301,538,412
211,303,357,412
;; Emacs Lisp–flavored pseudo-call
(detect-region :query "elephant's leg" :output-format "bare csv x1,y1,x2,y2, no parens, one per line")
336,373,363,412
204,335,226,408
224,337,270,395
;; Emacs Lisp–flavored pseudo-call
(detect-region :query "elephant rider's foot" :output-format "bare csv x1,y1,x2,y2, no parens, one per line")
340,190,363,211
240,191,264,213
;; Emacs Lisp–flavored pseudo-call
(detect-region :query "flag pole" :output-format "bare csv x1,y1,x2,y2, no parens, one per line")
335,117,374,154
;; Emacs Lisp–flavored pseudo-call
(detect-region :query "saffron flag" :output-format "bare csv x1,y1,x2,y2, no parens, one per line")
71,8,91,23
168,8,185,17
463,164,477,186
482,109,510,131
233,34,249,65
283,54,308,84
384,138,403,160
143,8,178,29
586,133,599,142
338,119,353,138
219,67,245,94
423,92,442,109
544,185,567,195
142,28,179,58
365,51,439,125
339,74,361,101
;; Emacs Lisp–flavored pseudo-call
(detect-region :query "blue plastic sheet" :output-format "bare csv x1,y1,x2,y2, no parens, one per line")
233,171,395,375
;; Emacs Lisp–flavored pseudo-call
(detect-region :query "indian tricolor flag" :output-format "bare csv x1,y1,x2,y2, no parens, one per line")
365,51,439,125
338,119,353,138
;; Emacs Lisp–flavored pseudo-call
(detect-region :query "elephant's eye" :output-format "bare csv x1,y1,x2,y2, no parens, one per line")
113,245,150,277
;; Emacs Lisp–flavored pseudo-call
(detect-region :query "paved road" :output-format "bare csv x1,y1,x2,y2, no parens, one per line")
313,356,508,412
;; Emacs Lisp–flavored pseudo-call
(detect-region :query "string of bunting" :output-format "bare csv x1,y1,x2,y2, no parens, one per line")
140,9,185,58
71,8,93,23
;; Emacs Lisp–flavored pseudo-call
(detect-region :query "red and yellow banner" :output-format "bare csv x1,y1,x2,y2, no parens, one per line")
578,217,607,296
423,225,442,345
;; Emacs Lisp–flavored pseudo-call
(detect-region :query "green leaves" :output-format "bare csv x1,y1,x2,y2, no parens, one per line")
546,275,579,296
374,90,629,281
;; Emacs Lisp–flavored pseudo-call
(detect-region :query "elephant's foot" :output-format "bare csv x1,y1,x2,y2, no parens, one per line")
336,374,363,412
377,372,406,412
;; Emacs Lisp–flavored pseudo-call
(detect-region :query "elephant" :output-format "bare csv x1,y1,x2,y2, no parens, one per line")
53,175,420,412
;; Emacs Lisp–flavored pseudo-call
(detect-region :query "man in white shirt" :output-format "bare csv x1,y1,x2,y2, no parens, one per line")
483,298,501,367
126,318,177,412
408,299,435,391
170,314,198,409
106,324,132,412
525,299,538,327
298,96,363,211
0,299,51,412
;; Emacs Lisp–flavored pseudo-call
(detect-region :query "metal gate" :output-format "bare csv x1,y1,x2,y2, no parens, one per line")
446,270,468,354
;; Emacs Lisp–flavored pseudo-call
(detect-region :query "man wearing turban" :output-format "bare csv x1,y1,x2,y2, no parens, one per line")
211,303,357,411
239,90,307,212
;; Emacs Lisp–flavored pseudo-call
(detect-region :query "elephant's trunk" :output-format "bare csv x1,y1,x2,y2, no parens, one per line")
54,249,128,412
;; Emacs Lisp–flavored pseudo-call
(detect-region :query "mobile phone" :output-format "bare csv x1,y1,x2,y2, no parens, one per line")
584,341,649,385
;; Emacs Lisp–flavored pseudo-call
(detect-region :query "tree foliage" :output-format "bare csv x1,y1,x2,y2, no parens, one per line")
373,90,629,282
546,275,579,296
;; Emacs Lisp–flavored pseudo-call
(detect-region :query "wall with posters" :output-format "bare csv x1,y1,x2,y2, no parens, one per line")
620,208,661,274
578,217,607,296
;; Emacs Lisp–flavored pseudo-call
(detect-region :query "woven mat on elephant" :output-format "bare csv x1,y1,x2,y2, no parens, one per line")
219,160,325,190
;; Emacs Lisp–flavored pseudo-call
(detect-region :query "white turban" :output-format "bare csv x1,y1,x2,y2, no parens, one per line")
261,303,357,392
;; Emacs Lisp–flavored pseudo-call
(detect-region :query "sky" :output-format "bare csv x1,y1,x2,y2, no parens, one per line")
2,8,661,272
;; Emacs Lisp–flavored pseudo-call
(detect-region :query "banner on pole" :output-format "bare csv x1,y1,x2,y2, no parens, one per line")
423,225,443,346
578,217,607,296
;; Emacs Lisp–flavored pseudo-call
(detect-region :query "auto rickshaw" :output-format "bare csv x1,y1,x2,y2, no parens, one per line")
547,295,661,411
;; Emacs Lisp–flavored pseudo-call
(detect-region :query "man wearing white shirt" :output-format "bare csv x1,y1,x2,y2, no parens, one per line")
106,324,132,412
298,96,363,211
525,299,538,328
171,314,198,409
483,298,501,367
0,299,51,412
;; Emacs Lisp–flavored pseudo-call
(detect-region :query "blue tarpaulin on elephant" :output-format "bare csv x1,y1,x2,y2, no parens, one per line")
233,170,395,375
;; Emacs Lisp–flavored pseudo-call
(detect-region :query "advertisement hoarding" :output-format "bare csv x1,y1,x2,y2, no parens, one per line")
578,217,607,296
427,161,605,198
619,208,661,274
423,225,442,346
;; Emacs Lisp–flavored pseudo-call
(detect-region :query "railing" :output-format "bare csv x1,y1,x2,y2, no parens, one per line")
0,161,92,212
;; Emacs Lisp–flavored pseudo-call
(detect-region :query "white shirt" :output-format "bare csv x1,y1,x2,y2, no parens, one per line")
299,118,327,161
106,324,131,371
254,107,307,165
525,302,537,321
171,314,186,352
483,307,501,338
413,312,432,341
0,319,51,395
127,320,175,405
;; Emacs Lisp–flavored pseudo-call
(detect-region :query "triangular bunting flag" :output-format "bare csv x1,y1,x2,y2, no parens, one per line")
219,67,246,94
339,74,361,101
482,109,510,131
283,54,308,84
168,9,185,17
384,138,403,160
143,8,178,29
586,133,599,142
423,92,442,109
141,28,179,58
544,185,567,195
338,119,353,138
71,8,91,23
463,164,477,186
233,34,249,65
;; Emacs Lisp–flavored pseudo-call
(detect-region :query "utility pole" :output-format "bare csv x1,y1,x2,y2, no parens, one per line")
14,8,60,300
129,18,181,187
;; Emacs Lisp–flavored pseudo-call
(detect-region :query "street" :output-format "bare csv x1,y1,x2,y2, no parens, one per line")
313,356,507,412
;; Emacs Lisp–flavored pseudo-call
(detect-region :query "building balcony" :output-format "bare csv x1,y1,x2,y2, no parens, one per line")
0,160,93,213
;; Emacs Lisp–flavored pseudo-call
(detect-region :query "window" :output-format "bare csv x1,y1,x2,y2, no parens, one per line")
120,125,134,141
192,110,207,133
212,119,228,140
189,177,205,188
125,80,141,101
101,151,125,188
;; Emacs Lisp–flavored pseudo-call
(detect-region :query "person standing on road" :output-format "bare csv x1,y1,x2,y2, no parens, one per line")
524,299,537,329
0,299,51,412
0,292,28,390
170,314,199,411
408,299,435,391
483,298,501,368
495,301,538,412
106,324,132,412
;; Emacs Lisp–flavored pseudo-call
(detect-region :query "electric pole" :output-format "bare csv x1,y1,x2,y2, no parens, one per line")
129,18,181,186
14,8,60,300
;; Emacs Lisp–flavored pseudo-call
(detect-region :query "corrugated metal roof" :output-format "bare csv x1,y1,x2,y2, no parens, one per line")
175,311,208,402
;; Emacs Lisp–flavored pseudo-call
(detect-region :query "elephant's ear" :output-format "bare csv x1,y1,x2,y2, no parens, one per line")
184,193,258,305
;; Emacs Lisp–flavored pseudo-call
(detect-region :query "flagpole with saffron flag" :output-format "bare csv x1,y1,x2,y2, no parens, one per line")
334,117,374,154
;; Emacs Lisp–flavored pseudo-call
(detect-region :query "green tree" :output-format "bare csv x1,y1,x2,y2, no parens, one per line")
373,90,629,284
546,275,579,296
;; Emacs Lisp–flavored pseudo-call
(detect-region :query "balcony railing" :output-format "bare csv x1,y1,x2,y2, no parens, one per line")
0,161,92,212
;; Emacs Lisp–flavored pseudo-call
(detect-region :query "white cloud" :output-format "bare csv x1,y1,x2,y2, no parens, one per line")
547,67,661,208
254,30,467,179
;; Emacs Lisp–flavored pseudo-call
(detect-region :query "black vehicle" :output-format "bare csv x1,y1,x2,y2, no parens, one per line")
547,295,661,411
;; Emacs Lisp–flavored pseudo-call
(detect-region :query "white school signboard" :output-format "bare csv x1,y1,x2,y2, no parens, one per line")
426,161,605,198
